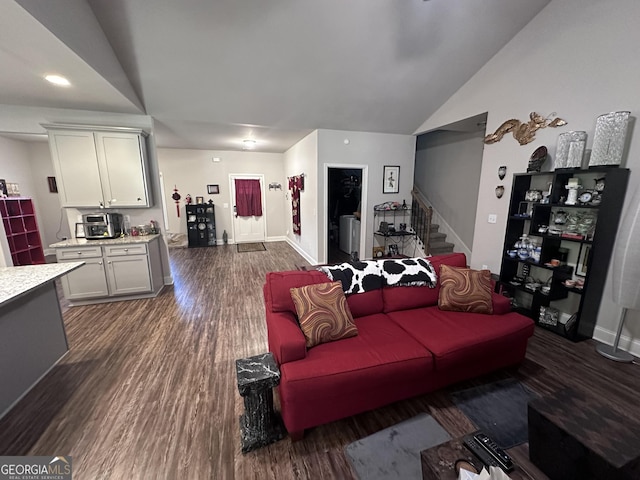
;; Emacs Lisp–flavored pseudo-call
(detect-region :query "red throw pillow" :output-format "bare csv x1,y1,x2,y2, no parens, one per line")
290,281,358,348
438,264,493,314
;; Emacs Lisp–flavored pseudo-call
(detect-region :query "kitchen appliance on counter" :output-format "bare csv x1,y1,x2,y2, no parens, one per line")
83,212,124,239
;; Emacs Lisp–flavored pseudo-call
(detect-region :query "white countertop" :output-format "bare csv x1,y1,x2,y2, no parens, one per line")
0,262,84,306
50,234,161,248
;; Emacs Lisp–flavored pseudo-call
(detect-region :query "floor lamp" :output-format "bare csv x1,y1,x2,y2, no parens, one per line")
597,187,640,362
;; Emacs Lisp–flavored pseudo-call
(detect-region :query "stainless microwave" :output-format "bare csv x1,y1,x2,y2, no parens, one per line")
83,213,124,239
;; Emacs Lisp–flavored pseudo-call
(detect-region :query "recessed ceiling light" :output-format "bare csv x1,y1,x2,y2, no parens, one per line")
44,74,71,87
242,139,256,150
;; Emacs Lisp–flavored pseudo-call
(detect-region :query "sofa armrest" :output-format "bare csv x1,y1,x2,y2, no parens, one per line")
491,292,512,315
266,310,307,365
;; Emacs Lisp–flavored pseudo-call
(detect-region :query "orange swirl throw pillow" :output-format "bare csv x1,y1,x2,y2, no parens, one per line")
290,281,358,348
438,264,493,314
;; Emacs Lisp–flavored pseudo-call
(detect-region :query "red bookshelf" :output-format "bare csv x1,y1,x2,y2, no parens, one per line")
0,197,45,265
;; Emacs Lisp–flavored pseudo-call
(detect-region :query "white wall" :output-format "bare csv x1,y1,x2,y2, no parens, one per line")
416,0,640,353
317,130,416,263
414,129,485,250
27,142,72,250
0,137,46,265
283,131,318,264
158,148,286,243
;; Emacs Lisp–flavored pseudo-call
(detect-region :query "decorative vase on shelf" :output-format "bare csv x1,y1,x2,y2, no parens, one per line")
589,111,630,167
554,131,587,169
527,146,548,172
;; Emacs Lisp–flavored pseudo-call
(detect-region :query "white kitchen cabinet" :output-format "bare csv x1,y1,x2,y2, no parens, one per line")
60,257,110,300
105,255,151,295
54,237,164,304
56,246,108,300
104,244,152,296
46,126,151,208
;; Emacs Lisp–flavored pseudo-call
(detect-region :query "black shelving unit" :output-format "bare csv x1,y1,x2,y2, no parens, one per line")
186,203,216,247
498,167,629,341
373,208,416,257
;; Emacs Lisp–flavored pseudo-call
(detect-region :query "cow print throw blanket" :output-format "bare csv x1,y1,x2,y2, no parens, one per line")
319,260,383,294
380,257,437,287
319,258,436,294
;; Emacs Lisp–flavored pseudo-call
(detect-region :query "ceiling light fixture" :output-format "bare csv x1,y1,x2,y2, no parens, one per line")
44,74,71,87
242,139,256,150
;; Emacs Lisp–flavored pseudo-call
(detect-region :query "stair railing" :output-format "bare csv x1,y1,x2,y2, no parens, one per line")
410,189,433,255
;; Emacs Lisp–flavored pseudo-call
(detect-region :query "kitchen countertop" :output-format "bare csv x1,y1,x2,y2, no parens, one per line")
50,234,161,248
0,262,84,306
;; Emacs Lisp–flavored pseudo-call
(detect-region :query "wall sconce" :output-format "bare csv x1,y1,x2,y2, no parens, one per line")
268,182,282,191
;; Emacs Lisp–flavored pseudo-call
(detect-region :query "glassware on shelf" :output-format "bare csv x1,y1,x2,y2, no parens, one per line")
515,234,532,261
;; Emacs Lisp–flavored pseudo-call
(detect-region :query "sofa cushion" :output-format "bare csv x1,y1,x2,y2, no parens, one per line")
265,270,329,313
387,306,534,371
346,289,384,318
290,281,358,348
438,265,493,314
318,260,382,294
278,313,434,430
380,257,437,287
382,252,467,313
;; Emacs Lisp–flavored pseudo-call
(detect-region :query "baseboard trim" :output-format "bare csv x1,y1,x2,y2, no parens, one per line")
266,236,286,242
593,326,640,359
285,238,317,265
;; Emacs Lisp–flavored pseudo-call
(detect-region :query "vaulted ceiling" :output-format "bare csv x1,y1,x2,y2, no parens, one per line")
0,0,550,152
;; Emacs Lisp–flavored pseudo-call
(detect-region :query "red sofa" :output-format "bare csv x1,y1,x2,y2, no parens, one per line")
263,253,535,439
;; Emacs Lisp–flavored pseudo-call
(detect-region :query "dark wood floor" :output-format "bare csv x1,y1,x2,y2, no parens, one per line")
1,242,639,479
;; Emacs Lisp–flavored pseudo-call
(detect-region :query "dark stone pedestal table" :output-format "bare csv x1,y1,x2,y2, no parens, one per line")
236,352,286,453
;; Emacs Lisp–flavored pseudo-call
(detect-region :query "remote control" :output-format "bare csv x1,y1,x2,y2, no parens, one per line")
462,432,514,472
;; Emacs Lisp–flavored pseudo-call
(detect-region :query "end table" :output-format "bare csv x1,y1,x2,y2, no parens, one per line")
236,352,286,453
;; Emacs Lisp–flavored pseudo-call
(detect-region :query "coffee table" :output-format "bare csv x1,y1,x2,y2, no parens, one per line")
528,386,640,479
421,437,545,479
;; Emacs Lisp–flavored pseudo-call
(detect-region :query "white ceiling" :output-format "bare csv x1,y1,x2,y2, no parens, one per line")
0,0,550,152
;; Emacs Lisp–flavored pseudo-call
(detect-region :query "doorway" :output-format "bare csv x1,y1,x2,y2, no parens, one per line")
327,168,362,264
229,174,266,244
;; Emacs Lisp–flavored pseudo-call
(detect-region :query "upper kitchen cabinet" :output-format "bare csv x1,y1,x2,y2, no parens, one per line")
45,126,152,208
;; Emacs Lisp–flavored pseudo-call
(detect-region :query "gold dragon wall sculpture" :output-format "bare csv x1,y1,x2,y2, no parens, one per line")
484,112,567,146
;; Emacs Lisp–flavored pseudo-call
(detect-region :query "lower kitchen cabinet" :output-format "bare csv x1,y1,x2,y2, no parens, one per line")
106,255,152,295
62,257,110,300
54,236,164,304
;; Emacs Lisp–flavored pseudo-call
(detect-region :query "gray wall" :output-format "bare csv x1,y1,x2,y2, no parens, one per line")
414,129,484,249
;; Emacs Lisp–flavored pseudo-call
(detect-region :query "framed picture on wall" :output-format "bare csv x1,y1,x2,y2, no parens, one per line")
47,176,58,193
383,166,400,194
207,184,220,194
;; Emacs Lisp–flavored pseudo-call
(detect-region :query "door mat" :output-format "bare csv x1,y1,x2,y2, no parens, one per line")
237,242,266,253
345,413,451,480
451,378,538,449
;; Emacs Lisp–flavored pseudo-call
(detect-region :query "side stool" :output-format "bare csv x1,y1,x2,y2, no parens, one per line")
236,352,286,453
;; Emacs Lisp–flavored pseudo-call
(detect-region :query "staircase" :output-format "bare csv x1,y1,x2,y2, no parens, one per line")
410,189,455,256
427,224,454,255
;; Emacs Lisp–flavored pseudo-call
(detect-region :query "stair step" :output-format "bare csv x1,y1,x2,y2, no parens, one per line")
429,231,446,241
430,224,440,233
429,241,455,255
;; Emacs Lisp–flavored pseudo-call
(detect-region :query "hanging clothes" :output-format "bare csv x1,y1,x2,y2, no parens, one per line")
234,179,263,216
288,174,304,235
